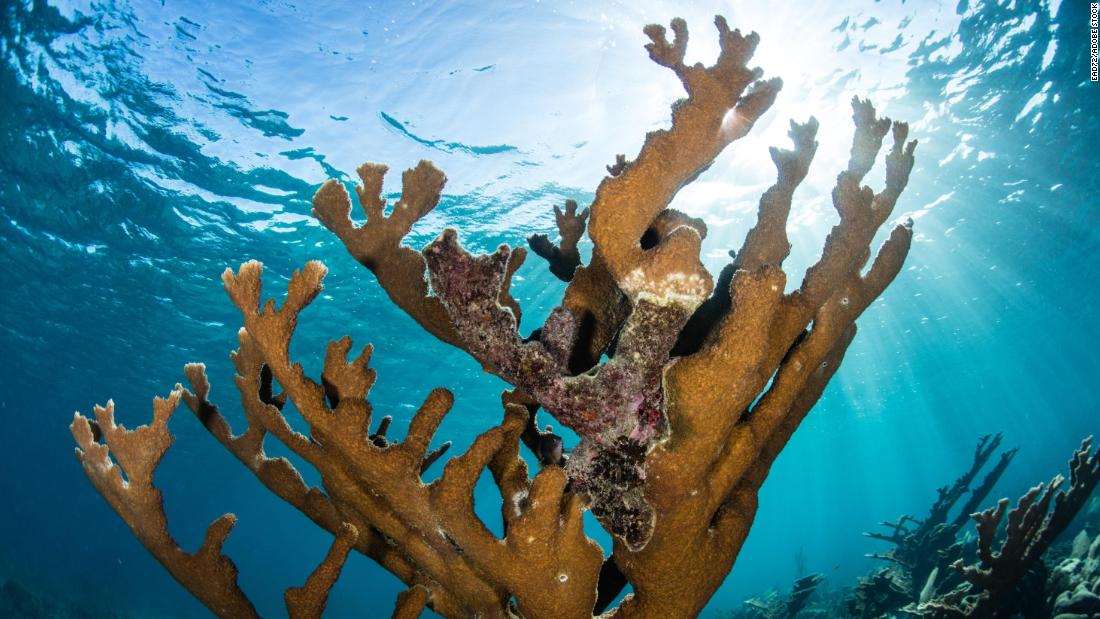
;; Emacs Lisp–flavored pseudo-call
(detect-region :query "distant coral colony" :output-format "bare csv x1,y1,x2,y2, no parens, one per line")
70,16,1099,619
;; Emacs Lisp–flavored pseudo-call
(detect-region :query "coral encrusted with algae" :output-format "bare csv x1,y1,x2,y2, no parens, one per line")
72,15,916,619
422,228,688,549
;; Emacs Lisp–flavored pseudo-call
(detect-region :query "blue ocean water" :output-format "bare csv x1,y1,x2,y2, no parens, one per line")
0,0,1097,616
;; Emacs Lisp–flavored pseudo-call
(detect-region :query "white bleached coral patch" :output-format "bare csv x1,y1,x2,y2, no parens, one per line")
620,269,710,309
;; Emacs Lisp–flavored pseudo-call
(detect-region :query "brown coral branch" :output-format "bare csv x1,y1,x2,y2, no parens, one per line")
312,161,460,348
134,264,481,616
312,161,527,365
558,256,629,373
71,394,261,619
929,433,1007,525
950,443,1018,530
286,523,359,619
72,393,370,619
180,336,465,612
393,585,431,619
735,118,820,271
674,117,819,356
598,99,913,619
218,259,606,617
180,362,347,542
587,16,781,309
528,199,589,281
606,154,628,177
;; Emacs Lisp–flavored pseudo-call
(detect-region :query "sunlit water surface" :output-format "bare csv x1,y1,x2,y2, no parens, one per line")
1,0,1097,616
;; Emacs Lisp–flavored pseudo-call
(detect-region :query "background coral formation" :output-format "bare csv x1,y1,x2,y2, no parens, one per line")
71,15,921,619
718,436,1100,618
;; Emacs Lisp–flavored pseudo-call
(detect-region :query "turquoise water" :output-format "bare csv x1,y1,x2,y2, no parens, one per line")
1,0,1097,616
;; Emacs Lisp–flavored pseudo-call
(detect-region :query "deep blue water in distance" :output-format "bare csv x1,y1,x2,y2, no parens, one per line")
1,0,1098,616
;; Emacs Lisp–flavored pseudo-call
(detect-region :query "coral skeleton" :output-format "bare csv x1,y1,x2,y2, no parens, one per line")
853,433,1019,615
915,438,1100,617
717,436,1100,618
71,16,918,619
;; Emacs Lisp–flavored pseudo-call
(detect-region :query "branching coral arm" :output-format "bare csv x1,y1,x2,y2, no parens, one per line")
220,260,604,618
697,222,911,514
528,199,589,282
218,261,507,615
655,100,914,506
286,523,359,619
740,221,912,450
525,16,788,378
180,362,344,540
71,393,361,619
918,438,1100,617
393,585,431,619
607,324,857,619
71,393,261,619
311,162,459,348
673,118,820,356
956,449,1019,530
777,103,916,346
587,17,781,307
179,359,442,608
602,93,914,618
312,161,527,364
